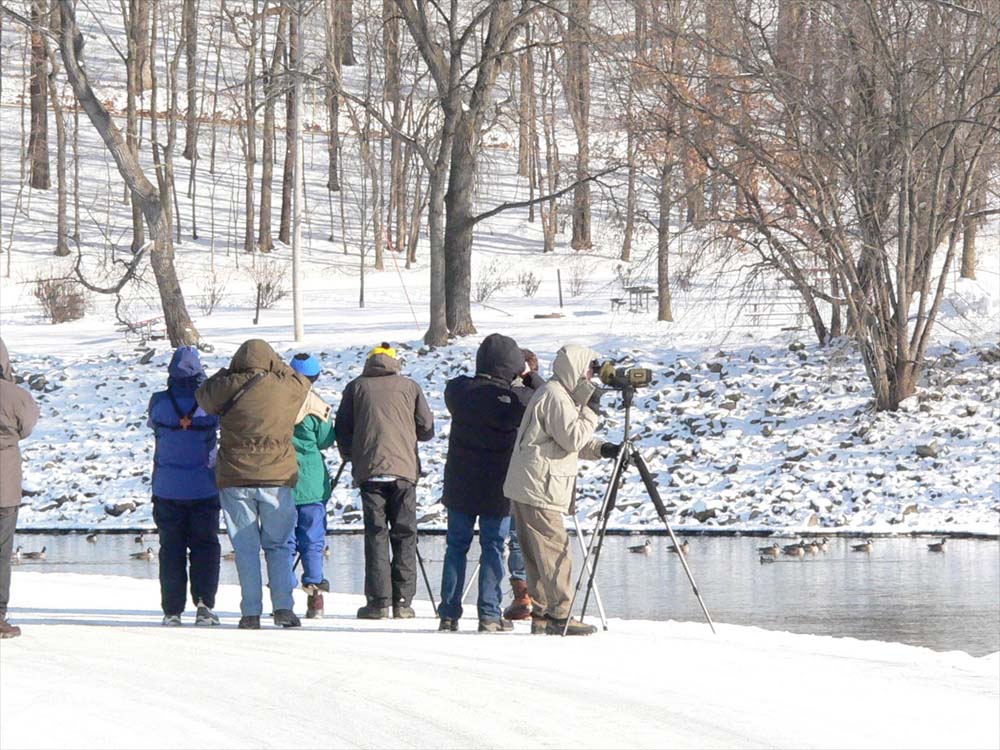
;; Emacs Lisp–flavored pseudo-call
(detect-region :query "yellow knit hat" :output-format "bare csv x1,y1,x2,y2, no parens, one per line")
368,342,397,360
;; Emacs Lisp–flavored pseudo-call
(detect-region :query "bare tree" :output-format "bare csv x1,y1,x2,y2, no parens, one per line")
181,0,199,161
57,0,199,346
259,5,286,252
561,0,591,249
44,0,68,255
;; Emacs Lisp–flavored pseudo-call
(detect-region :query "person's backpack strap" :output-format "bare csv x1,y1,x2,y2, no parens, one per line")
218,371,266,417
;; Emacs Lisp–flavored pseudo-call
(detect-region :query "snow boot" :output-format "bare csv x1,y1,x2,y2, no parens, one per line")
478,618,514,633
357,605,389,620
273,609,301,628
393,603,415,619
195,602,220,626
0,617,22,639
546,617,597,636
503,578,532,621
530,614,549,635
438,618,459,632
162,614,182,627
306,592,325,619
238,615,261,630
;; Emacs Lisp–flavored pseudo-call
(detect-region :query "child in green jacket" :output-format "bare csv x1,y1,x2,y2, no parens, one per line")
290,353,336,618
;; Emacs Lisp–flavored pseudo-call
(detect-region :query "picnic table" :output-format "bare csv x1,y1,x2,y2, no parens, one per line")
625,285,656,312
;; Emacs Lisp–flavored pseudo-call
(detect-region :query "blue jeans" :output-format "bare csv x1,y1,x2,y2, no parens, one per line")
439,509,510,621
290,501,327,586
220,486,297,616
507,515,526,582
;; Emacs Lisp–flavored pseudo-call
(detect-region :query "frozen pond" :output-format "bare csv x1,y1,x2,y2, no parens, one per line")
12,532,999,656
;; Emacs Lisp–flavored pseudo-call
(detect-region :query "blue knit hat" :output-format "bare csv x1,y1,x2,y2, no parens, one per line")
291,352,321,378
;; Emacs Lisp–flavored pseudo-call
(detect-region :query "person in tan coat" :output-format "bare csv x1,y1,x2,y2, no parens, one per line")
0,337,40,639
196,339,311,629
503,343,619,636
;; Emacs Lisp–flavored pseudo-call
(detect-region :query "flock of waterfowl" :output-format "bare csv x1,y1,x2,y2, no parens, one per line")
623,536,951,562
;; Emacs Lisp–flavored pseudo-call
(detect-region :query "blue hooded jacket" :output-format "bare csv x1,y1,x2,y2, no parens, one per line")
147,347,219,500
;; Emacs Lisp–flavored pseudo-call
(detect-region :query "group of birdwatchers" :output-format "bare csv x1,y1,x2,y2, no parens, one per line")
0,333,622,638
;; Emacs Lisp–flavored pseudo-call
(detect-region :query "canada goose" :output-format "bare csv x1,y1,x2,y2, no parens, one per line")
130,547,154,561
804,541,820,555
85,532,99,543
11,546,22,562
850,539,873,553
134,533,146,544
927,538,947,553
759,554,777,564
628,540,652,554
668,540,689,554
323,544,331,559
22,546,46,561
782,543,805,558
222,550,237,561
816,537,830,553
758,543,781,558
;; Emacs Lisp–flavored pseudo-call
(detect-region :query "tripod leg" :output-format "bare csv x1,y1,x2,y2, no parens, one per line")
632,450,716,634
415,542,438,617
570,512,608,630
564,446,628,636
461,560,480,604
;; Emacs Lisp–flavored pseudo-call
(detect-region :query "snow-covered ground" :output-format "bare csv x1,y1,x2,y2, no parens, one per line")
2,572,997,750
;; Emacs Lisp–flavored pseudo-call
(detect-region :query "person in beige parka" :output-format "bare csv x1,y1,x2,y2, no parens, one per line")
503,343,619,636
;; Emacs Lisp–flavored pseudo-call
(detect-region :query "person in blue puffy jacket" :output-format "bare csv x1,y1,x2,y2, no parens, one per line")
147,346,221,627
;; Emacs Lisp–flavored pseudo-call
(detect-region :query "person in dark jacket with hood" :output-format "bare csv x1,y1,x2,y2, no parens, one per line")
196,339,311,630
0,337,39,639
147,346,221,627
335,343,433,620
437,334,538,633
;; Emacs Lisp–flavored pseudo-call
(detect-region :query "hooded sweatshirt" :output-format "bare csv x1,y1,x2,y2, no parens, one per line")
441,333,540,517
196,339,311,489
0,338,40,508
503,343,605,513
147,346,219,500
334,352,434,486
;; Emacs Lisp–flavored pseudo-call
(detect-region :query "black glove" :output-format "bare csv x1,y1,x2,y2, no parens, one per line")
587,387,604,414
600,442,621,459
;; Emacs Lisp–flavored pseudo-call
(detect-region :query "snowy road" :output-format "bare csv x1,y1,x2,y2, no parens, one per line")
1,573,997,750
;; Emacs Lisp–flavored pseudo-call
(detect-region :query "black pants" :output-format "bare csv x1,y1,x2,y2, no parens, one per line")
152,496,221,615
0,506,18,618
360,480,416,608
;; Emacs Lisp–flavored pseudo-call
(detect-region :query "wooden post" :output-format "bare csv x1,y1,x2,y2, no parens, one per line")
557,269,564,308
254,283,262,325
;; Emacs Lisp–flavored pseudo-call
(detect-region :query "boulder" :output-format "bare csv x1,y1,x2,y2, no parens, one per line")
915,442,941,459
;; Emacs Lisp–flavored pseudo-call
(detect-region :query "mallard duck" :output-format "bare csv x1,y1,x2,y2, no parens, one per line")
628,540,651,554
782,543,805,557
134,533,146,544
22,546,46,561
130,547,154,560
85,532,99,543
759,554,777,564
758,543,781,557
668,540,689,554
927,538,947,553
850,539,873,553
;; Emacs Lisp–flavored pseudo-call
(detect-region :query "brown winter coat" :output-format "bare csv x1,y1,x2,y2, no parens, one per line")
334,353,434,485
196,339,311,489
0,338,40,508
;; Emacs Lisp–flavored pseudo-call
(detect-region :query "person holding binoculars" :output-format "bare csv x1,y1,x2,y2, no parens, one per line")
502,343,621,636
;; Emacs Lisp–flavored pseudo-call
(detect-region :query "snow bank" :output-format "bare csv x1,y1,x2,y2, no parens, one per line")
1,573,997,750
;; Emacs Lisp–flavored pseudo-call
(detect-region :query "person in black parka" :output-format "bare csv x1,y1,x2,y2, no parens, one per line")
438,333,540,632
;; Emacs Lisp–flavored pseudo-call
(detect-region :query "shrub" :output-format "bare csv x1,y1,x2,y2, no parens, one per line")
473,259,511,303
34,277,87,324
198,271,227,316
248,259,287,309
516,271,541,297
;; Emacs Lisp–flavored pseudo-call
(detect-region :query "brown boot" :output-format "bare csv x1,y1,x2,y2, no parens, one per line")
503,578,532,621
0,616,22,639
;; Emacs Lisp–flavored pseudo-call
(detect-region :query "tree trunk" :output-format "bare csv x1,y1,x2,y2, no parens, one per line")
242,2,259,253
564,0,591,250
425,127,452,346
182,0,199,160
259,9,285,253
279,5,297,245
29,0,50,190
45,1,68,255
339,0,355,65
58,0,199,346
323,0,341,191
656,162,673,322
444,114,479,337
126,0,145,251
960,189,982,279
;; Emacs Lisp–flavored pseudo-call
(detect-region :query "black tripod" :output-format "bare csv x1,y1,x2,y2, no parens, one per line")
563,384,716,636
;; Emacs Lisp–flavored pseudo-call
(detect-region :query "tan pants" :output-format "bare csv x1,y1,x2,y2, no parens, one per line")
511,501,572,620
